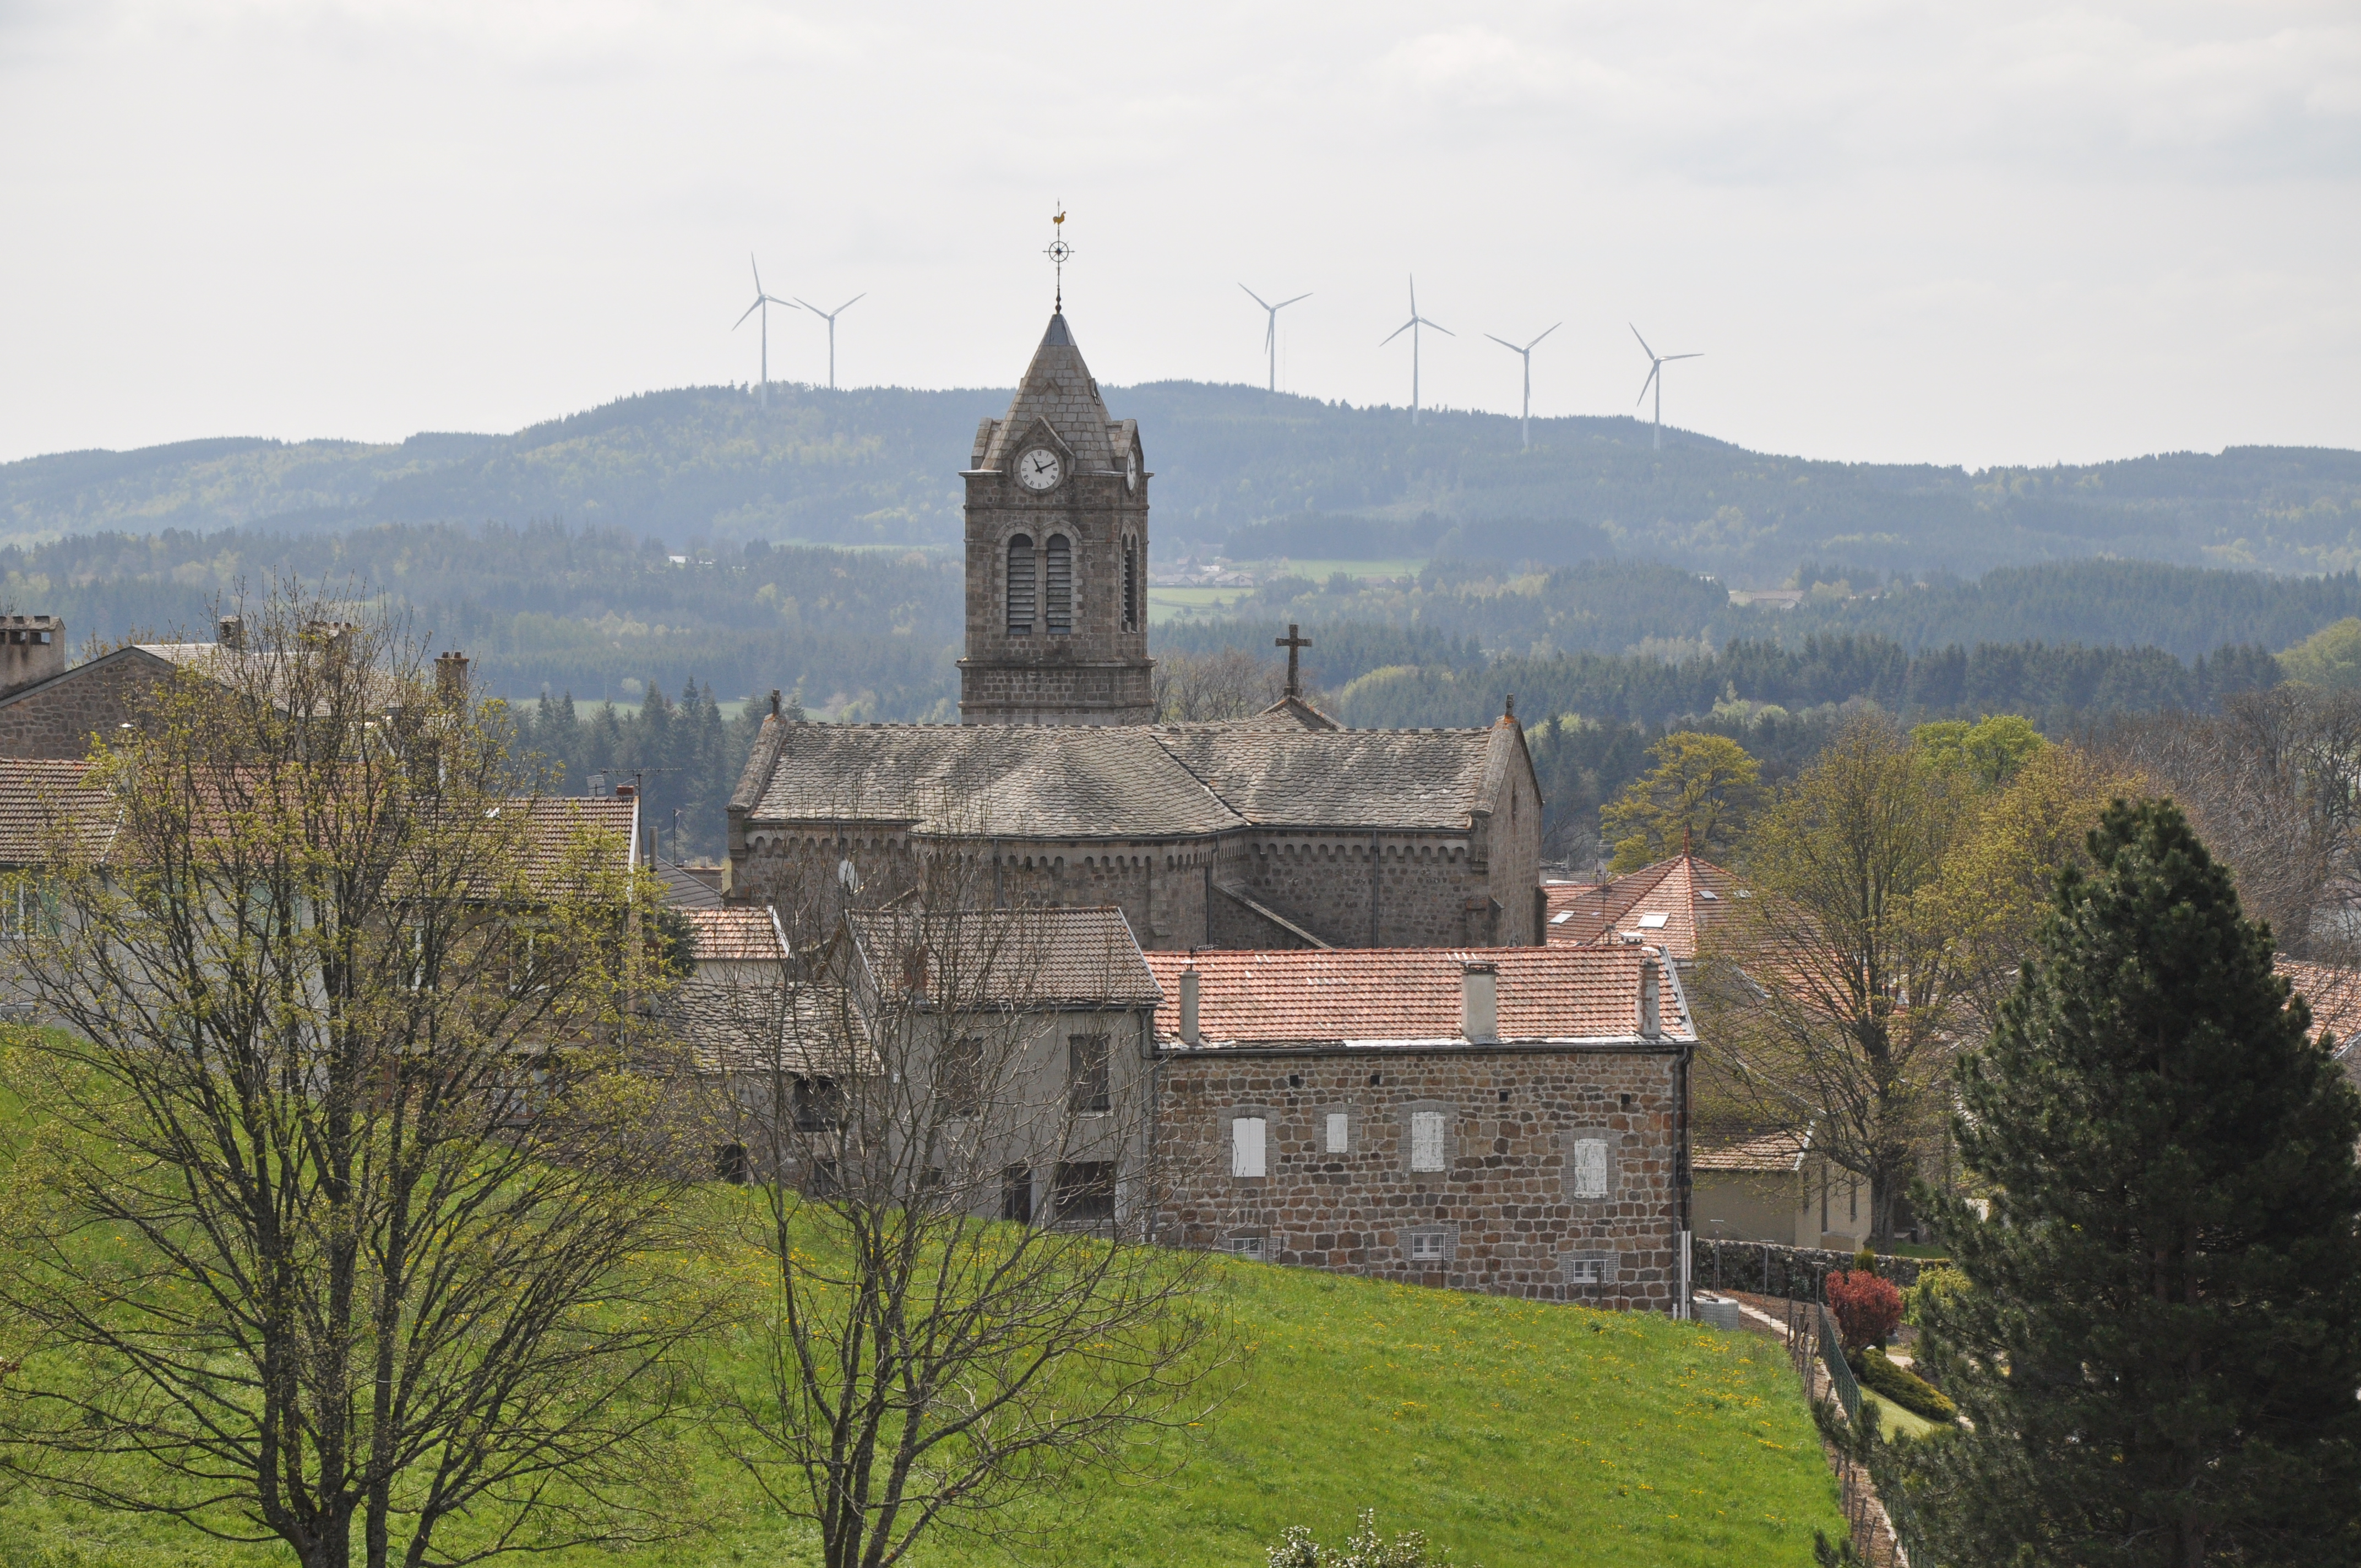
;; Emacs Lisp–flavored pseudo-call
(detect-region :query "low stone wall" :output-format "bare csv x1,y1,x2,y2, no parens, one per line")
1696,1238,1930,1299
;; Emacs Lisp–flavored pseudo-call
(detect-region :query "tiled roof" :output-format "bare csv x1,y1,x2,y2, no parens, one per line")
846,906,1160,1009
514,796,638,883
0,758,116,863
2278,957,2361,1086
975,313,1127,474
1547,854,1742,960
1142,944,1693,1049
655,858,722,908
744,720,1511,838
682,906,787,962
1694,1128,1813,1173
667,977,860,1076
752,725,1243,837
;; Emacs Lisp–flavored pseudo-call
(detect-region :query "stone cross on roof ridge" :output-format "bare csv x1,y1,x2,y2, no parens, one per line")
1275,623,1310,699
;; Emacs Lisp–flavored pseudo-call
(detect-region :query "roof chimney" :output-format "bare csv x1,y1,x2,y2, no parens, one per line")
434,651,469,705
614,782,637,801
1461,961,1499,1044
216,615,243,650
0,615,65,699
770,688,782,718
1179,967,1200,1046
1639,954,1662,1039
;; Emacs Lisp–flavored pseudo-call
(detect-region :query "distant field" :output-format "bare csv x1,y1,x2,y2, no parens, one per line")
1230,558,1428,580
1151,559,1427,625
0,1182,1844,1568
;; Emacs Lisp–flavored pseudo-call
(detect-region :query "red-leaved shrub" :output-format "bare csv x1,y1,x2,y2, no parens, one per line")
1825,1269,1903,1349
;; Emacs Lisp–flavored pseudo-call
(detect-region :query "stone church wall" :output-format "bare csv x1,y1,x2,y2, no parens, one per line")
1151,1044,1684,1311
954,660,1155,726
0,656,170,760
1224,833,1499,949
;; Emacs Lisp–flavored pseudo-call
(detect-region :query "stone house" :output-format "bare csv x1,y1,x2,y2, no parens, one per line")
1143,943,1698,1313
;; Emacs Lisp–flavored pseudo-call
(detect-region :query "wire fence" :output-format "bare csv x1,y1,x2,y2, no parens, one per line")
1786,1293,1908,1566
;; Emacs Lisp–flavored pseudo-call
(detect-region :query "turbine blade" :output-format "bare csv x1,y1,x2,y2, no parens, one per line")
765,295,799,309
1264,320,1275,352
1629,322,1655,360
1665,352,1702,361
1240,282,1272,309
1276,292,1311,309
1636,364,1659,404
834,293,864,314
1380,318,1417,346
1530,322,1562,349
1423,319,1455,336
1485,333,1521,352
1408,274,1417,313
735,297,763,329
795,297,823,315
751,254,761,291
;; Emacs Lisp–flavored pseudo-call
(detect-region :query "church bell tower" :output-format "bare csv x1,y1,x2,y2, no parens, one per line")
957,310,1155,725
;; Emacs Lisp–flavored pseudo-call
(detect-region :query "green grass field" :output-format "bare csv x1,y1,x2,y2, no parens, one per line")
0,1239,1843,1568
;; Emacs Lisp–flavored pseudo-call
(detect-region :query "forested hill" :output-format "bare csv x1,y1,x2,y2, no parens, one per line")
7,379,2359,579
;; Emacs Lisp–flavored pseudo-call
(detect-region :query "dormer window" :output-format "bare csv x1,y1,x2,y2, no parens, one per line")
1007,534,1035,636
1045,534,1073,635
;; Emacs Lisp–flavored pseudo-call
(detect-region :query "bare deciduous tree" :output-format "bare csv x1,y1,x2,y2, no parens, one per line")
0,587,717,1568
1152,647,1303,722
701,841,1229,1568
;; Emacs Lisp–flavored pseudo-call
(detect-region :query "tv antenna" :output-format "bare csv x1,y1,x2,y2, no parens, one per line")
1380,275,1452,427
1240,284,1311,394
794,292,866,391
1630,324,1702,451
1484,323,1562,449
734,255,796,409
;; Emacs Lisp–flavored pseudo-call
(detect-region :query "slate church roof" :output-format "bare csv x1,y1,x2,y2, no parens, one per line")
736,714,1532,842
970,314,1136,476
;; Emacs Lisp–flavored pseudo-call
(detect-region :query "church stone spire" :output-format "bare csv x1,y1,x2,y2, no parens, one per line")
958,312,1153,727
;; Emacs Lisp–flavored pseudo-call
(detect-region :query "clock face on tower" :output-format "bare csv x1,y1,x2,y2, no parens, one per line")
1017,448,1063,491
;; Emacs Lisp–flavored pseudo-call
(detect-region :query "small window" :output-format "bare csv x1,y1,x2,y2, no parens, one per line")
1551,910,1573,925
1410,1232,1448,1262
1044,533,1073,635
1324,1112,1350,1154
1122,537,1139,631
714,1142,749,1184
1637,912,1669,929
1006,534,1035,636
1053,1161,1116,1223
1231,1235,1264,1259
1233,1115,1267,1178
939,1036,984,1118
1000,1164,1033,1224
1410,1110,1448,1173
1571,1137,1610,1199
1565,1254,1606,1286
1069,1035,1111,1115
792,1076,844,1132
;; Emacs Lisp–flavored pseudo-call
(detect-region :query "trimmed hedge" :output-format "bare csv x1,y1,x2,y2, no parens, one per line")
1849,1348,1956,1424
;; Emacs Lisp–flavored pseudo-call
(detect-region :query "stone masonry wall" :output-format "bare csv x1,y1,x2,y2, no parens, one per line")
1227,832,1498,949
1152,1044,1686,1311
0,655,169,759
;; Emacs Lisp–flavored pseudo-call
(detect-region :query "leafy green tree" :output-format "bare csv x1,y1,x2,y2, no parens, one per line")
2278,615,2361,689
1905,799,2361,1567
1600,731,1764,872
1910,712,2045,787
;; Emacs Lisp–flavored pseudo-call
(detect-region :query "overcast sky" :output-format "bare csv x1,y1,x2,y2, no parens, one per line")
2,1,2355,469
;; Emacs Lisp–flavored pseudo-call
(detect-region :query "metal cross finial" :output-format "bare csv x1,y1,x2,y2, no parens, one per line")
1275,623,1312,699
1045,205,1073,312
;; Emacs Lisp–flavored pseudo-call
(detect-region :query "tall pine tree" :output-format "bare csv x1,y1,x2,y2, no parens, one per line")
1906,799,2361,1566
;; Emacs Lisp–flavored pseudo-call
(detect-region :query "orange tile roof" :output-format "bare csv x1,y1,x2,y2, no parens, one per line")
2279,956,2361,1067
681,906,788,962
0,758,116,863
1143,944,1692,1049
1546,854,1742,960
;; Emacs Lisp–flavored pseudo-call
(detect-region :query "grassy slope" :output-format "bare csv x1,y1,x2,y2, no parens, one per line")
0,1233,1841,1568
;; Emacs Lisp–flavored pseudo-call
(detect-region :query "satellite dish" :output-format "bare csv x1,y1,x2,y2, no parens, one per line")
837,858,862,895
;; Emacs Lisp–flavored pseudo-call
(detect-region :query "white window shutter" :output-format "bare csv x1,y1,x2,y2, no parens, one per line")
1573,1137,1609,1199
1411,1111,1446,1172
1325,1112,1349,1153
1233,1115,1267,1178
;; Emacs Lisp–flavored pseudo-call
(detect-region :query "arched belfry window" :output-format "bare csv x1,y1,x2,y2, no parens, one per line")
1122,537,1139,633
1007,535,1035,636
1045,534,1073,635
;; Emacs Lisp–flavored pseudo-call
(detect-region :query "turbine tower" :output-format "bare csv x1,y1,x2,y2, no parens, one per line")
734,255,796,409
1239,283,1311,393
1483,322,1562,449
1380,275,1453,426
1630,324,1702,451
795,292,867,391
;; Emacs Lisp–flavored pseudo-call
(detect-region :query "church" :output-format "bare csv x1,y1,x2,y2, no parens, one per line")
723,308,1545,950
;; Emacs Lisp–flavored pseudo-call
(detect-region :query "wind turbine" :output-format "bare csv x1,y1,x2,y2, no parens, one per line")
1239,283,1311,394
1630,324,1702,451
1379,275,1453,426
795,292,866,391
1483,322,1561,449
735,255,796,410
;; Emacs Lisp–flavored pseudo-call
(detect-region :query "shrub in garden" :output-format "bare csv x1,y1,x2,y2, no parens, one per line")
1849,1348,1957,1424
1825,1268,1903,1349
1268,1511,1476,1568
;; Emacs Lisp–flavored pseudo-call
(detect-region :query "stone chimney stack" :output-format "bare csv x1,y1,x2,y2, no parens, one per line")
0,616,65,698
1639,954,1662,1039
435,651,470,705
1460,961,1499,1044
216,616,244,650
1179,967,1200,1046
